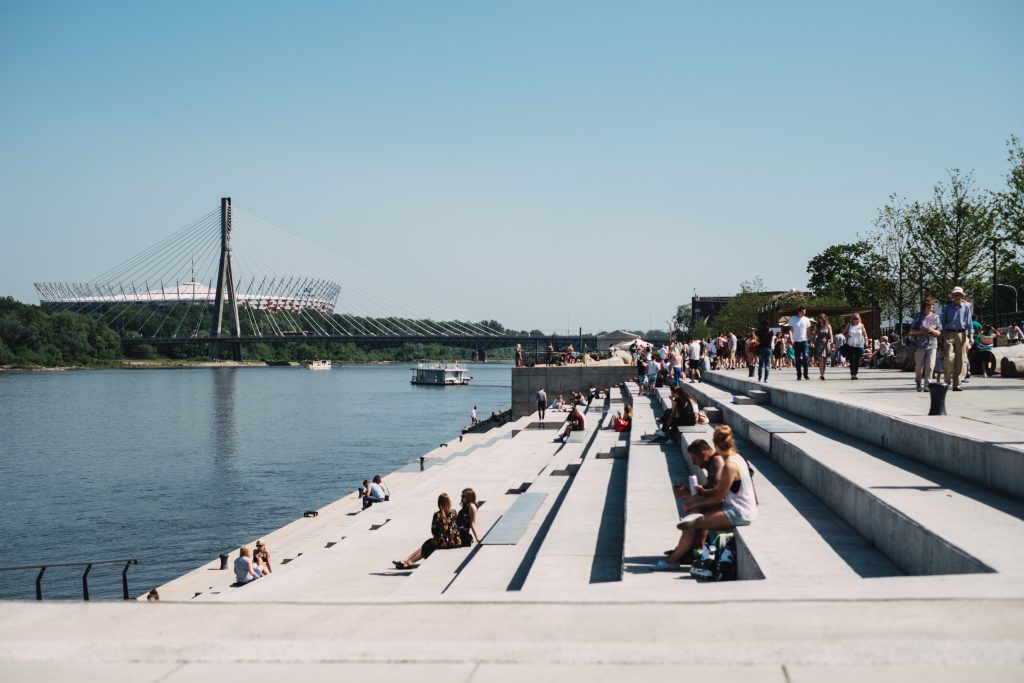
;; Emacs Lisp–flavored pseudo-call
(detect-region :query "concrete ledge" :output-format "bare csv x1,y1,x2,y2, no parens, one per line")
704,371,1024,500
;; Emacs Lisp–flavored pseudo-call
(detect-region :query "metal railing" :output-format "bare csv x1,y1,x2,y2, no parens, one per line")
0,559,139,601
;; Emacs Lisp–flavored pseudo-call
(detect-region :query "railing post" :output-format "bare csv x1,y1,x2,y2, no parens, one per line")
35,566,45,601
122,561,132,600
82,564,92,601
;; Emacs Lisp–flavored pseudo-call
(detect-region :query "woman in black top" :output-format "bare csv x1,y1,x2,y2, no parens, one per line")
393,493,461,569
457,488,481,547
756,321,774,382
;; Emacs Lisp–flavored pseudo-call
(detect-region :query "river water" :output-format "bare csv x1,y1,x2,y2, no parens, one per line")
0,363,511,600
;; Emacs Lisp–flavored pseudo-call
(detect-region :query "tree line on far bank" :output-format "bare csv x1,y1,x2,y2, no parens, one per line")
0,296,537,367
677,134,1024,336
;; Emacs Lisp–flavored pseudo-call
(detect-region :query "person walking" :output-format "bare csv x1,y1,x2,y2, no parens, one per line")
939,286,973,392
843,314,868,379
515,344,524,368
788,306,811,380
813,314,834,380
536,388,547,420
909,298,942,391
471,405,478,426
756,320,774,382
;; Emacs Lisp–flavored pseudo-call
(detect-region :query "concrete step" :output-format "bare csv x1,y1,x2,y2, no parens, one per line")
446,425,614,596
746,389,770,404
622,396,687,581
666,422,897,583
686,379,1024,579
520,454,623,591
703,370,1024,501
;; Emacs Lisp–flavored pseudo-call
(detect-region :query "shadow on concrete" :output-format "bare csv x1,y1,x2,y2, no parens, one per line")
589,456,626,583
755,404,1024,523
746,450,905,579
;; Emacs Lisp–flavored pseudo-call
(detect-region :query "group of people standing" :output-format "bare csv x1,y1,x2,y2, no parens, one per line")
749,306,868,381
908,285,1002,391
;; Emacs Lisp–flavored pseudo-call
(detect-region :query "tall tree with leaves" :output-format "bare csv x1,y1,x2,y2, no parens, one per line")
806,240,886,308
992,135,1024,314
910,170,995,307
674,304,692,338
872,195,917,335
714,277,771,334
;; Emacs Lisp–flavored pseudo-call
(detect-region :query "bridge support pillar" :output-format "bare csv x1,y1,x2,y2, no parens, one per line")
210,197,243,361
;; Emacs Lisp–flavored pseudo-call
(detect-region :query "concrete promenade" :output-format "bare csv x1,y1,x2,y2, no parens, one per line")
2,367,1024,681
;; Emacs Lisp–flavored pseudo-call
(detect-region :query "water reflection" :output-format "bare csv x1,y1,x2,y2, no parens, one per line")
212,368,238,468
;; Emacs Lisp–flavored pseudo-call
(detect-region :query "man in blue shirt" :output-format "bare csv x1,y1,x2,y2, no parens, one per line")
939,286,973,391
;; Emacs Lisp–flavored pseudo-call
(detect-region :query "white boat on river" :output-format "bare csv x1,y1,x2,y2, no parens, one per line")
411,362,472,385
303,359,332,370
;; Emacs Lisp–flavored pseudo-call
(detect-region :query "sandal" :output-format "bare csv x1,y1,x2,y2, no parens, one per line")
392,560,408,569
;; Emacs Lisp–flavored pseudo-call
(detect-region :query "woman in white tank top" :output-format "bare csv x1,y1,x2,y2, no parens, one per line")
656,425,758,570
844,314,868,380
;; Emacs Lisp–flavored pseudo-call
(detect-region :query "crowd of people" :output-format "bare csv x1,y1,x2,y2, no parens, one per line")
622,285,1016,391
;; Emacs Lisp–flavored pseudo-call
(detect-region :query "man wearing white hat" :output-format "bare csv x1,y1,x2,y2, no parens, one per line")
939,286,973,391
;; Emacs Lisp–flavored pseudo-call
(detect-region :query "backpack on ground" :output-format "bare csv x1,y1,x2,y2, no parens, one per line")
690,532,737,582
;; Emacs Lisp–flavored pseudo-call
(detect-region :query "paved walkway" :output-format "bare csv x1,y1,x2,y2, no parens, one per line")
742,365,1024,435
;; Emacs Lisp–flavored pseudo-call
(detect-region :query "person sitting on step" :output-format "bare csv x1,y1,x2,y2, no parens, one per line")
253,540,272,575
457,488,481,547
656,426,758,570
393,493,462,569
234,545,262,584
363,474,389,509
556,405,586,442
613,405,633,432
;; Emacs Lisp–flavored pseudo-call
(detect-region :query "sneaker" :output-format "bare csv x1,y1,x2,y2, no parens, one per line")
654,559,677,571
676,513,704,530
962,378,970,384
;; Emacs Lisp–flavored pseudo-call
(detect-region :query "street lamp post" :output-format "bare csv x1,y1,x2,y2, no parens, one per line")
997,284,1018,321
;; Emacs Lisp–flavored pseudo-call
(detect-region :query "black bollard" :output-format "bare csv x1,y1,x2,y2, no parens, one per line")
420,456,425,471
927,382,948,416
219,553,229,570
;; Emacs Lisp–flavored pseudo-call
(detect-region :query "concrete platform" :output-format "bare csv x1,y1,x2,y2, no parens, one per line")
6,371,1024,679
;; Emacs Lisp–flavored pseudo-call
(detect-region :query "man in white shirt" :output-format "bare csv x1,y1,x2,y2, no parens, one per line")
687,337,702,382
788,306,812,380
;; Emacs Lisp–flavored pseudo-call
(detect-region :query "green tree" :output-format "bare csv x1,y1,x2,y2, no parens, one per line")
993,135,1024,259
674,304,692,338
714,277,771,334
872,195,917,335
992,135,1024,314
910,170,995,307
806,241,885,308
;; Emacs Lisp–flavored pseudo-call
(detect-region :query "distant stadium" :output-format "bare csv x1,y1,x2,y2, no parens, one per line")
35,278,340,315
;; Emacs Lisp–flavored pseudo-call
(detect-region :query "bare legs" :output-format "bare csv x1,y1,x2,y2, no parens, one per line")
666,508,734,564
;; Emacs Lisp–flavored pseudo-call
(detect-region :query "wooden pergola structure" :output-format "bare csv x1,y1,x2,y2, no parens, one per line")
757,305,882,340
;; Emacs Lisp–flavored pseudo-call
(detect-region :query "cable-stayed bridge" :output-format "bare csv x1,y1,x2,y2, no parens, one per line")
36,199,595,359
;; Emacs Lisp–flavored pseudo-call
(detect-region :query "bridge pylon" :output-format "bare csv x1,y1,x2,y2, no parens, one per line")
209,197,243,361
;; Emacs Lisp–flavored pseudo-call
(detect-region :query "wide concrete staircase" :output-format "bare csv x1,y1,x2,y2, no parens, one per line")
674,371,1024,592
156,375,1024,604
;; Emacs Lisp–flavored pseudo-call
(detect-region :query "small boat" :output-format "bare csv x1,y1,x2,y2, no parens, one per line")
411,362,472,385
302,358,332,370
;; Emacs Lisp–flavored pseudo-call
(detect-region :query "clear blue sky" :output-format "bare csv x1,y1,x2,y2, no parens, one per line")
2,1,1021,333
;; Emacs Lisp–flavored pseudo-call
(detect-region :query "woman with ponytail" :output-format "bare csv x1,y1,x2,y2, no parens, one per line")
655,425,759,570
